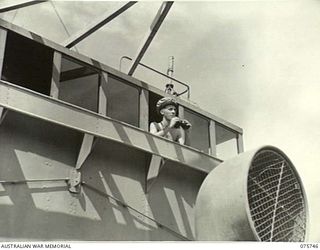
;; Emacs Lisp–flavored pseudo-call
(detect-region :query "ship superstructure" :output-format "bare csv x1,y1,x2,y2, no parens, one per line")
0,2,308,241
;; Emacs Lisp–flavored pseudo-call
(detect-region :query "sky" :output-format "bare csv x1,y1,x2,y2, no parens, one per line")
0,0,319,241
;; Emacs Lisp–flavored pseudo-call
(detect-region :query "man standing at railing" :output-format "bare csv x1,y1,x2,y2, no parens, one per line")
150,97,191,145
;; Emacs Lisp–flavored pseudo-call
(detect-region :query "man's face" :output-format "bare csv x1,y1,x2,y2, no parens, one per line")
160,104,177,120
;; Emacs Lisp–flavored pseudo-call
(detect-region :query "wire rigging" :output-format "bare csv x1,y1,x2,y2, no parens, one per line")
50,1,79,53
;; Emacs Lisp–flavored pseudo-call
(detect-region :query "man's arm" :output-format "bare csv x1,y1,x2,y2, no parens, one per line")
150,118,180,138
150,122,171,137
177,128,186,145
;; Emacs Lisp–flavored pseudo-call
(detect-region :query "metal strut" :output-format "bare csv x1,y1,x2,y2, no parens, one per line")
63,2,137,48
146,155,165,193
0,173,81,194
0,178,69,184
0,0,48,13
127,1,174,76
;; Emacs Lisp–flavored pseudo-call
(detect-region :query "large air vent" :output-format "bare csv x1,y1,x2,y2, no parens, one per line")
247,150,307,241
195,146,308,241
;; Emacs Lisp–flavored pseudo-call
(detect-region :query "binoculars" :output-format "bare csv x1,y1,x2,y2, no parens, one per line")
174,119,191,130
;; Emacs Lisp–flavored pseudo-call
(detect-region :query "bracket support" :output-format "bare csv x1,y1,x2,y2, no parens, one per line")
68,168,81,194
0,106,8,125
145,155,165,193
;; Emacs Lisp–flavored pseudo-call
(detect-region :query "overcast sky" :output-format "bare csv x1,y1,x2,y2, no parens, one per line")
1,0,319,241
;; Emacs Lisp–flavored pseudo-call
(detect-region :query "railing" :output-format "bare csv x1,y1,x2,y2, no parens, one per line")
119,56,190,99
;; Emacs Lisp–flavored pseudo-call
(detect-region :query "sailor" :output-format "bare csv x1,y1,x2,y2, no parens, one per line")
150,97,191,145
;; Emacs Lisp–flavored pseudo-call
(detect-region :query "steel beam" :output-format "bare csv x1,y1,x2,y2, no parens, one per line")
0,0,47,13
50,52,62,98
0,80,222,173
209,120,217,157
98,72,108,116
62,2,137,48
139,89,149,131
237,133,244,153
127,2,173,76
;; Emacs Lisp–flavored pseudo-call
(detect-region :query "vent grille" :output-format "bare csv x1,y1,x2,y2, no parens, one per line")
247,150,307,242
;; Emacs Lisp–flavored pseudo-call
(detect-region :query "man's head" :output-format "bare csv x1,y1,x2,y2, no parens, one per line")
156,97,178,120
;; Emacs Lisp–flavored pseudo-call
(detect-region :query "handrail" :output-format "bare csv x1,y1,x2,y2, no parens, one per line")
119,56,190,99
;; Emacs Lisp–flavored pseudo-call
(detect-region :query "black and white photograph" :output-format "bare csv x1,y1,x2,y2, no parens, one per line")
0,0,319,245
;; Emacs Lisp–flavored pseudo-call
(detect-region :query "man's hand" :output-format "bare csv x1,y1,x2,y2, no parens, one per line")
169,117,180,128
182,119,192,130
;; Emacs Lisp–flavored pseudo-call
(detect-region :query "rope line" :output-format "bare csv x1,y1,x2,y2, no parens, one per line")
50,1,79,53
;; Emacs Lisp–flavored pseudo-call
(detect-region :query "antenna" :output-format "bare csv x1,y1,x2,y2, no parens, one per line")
167,55,174,80
165,56,177,96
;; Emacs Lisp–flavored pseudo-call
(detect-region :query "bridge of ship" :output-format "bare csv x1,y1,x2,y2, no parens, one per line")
0,18,244,176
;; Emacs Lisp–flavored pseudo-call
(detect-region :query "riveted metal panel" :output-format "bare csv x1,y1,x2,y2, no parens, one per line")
81,139,150,217
146,160,206,240
79,138,201,240
0,111,82,180
0,183,181,241
0,112,183,240
0,109,209,241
